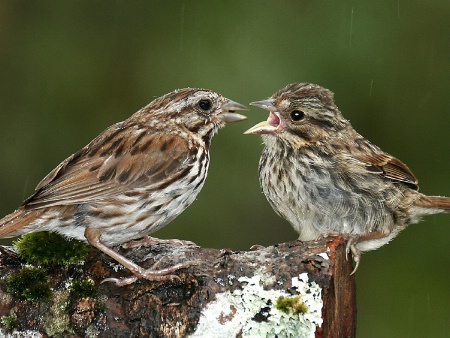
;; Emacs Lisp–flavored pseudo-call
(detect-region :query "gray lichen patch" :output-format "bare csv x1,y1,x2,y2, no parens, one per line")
44,289,73,336
190,271,323,338
0,329,43,337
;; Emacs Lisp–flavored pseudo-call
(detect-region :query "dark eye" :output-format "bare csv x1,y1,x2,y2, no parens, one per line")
290,110,305,121
198,99,212,111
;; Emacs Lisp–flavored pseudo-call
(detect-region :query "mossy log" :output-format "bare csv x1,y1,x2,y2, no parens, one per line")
0,236,356,337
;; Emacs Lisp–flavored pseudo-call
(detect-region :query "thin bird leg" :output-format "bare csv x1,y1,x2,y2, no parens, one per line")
345,230,389,275
122,236,197,249
84,228,196,286
346,239,361,275
322,230,388,275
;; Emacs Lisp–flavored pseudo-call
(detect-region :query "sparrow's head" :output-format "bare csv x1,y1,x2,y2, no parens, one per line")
137,88,247,139
245,83,348,147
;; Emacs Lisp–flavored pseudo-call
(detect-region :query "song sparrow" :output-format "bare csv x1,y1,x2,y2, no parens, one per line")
0,88,246,285
245,83,449,273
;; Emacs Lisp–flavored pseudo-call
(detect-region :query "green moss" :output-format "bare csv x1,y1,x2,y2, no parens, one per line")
6,266,51,301
69,278,96,299
275,296,308,315
14,232,90,265
0,312,18,330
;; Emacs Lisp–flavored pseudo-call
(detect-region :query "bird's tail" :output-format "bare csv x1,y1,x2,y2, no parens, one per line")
0,209,36,237
415,195,450,212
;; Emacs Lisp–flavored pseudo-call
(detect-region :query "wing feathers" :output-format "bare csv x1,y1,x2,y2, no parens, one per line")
24,126,192,209
339,135,419,189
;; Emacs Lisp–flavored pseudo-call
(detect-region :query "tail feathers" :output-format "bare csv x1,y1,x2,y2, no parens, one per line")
415,195,450,212
0,209,36,237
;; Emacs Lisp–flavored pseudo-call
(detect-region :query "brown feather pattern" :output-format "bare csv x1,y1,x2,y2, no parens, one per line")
0,87,247,285
246,82,449,273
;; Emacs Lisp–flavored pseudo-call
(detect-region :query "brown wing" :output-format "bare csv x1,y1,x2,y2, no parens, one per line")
23,124,193,209
340,135,419,190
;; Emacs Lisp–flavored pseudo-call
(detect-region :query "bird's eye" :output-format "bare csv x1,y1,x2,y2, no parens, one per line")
290,110,305,121
198,99,212,111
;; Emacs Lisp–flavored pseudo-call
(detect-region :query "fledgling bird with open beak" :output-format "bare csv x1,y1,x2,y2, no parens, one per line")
245,83,449,273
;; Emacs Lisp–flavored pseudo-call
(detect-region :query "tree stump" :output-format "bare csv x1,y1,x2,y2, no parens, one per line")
0,236,356,337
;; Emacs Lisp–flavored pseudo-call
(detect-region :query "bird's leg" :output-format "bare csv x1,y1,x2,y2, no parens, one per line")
85,228,196,286
122,236,197,249
345,236,361,275
321,230,387,275
318,232,362,274
346,230,390,274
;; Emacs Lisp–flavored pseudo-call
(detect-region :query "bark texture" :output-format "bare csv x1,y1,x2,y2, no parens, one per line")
0,236,356,337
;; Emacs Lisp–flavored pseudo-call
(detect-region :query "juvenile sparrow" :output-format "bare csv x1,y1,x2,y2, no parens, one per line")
0,88,246,285
245,83,449,273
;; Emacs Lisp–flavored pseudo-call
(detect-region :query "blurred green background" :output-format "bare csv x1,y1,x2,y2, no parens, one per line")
0,1,449,337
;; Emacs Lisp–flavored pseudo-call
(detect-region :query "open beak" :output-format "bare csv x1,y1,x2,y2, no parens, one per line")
244,99,281,135
218,100,248,123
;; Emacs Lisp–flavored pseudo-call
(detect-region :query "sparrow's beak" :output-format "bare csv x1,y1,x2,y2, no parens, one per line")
244,99,281,135
249,99,277,112
218,100,248,123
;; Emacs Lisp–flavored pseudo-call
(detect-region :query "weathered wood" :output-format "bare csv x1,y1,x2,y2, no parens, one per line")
0,237,356,337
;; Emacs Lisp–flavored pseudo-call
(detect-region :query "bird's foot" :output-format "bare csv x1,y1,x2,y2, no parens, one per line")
122,236,198,249
102,260,198,286
317,232,361,274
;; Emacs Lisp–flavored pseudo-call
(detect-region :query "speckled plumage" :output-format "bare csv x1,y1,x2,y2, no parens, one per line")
0,88,246,284
246,83,449,272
